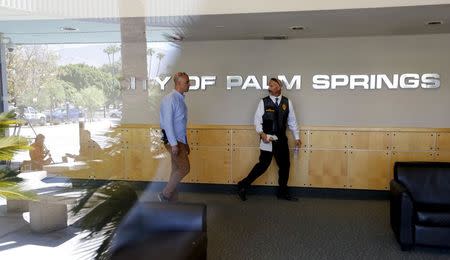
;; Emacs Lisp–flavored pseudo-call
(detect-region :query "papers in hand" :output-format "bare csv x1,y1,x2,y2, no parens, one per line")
259,134,278,152
267,134,278,141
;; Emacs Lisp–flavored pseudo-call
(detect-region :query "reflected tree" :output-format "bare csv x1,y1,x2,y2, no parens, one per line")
6,46,58,107
103,45,121,75
36,79,69,114
155,52,165,76
79,87,106,121
147,48,155,78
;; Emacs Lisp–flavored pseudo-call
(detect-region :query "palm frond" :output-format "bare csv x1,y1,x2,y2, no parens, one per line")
77,181,138,232
0,136,30,160
70,178,108,215
93,225,116,260
0,111,24,130
0,181,36,200
72,181,138,259
0,167,23,182
0,111,34,201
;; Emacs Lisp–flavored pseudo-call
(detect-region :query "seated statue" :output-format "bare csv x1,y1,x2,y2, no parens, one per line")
64,130,102,162
29,134,52,170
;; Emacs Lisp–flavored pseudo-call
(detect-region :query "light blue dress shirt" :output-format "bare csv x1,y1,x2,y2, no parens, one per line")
160,90,188,146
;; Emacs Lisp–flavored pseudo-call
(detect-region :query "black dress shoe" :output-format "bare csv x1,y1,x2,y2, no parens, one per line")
277,193,298,201
158,192,170,202
237,188,247,201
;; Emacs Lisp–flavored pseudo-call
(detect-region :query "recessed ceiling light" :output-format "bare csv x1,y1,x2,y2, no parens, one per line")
289,26,305,31
60,27,78,32
168,34,184,42
426,21,443,26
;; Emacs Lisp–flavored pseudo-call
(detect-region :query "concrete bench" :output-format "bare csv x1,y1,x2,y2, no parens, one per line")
29,189,82,233
6,171,47,213
6,171,84,233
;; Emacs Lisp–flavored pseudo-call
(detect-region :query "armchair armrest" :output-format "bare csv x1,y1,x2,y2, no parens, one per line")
390,180,414,248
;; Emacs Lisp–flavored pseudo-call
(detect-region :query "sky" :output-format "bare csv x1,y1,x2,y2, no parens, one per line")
47,42,179,76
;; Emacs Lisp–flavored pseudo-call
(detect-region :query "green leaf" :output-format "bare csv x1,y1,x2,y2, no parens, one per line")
0,136,30,160
0,111,25,131
72,181,138,259
0,181,36,200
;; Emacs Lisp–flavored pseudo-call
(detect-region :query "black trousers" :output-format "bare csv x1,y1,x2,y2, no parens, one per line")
238,139,290,195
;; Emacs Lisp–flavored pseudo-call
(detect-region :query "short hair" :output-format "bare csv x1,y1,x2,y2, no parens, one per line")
36,134,45,141
173,72,189,85
270,77,283,87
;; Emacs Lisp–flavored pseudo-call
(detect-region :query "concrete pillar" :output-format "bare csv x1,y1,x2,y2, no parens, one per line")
119,1,150,124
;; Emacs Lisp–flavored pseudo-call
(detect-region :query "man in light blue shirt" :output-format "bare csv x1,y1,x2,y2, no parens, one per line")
159,72,191,202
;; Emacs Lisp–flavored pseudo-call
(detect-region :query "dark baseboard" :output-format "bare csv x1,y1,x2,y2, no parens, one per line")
70,179,389,200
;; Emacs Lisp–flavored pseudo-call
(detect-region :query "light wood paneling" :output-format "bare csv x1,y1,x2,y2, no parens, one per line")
437,133,450,151
287,130,309,148
124,147,171,181
392,132,435,151
310,131,348,149
232,130,308,148
189,147,231,184
308,150,348,188
288,149,309,187
130,128,151,147
231,148,277,186
121,124,450,133
232,130,260,147
302,126,450,132
390,151,435,178
148,129,164,151
68,125,450,191
62,170,92,180
118,128,152,148
187,129,198,146
348,151,390,190
435,152,450,162
191,129,230,147
349,131,391,150
91,152,126,180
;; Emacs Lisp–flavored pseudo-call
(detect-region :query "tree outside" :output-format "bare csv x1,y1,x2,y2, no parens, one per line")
58,63,121,111
103,44,121,75
6,45,58,107
155,52,165,76
6,45,121,123
79,86,106,121
35,79,68,112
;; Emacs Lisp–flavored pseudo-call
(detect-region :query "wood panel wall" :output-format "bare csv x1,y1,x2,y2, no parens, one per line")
65,125,450,191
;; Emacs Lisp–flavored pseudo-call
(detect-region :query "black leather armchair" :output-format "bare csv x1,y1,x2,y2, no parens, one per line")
111,202,207,260
390,162,450,250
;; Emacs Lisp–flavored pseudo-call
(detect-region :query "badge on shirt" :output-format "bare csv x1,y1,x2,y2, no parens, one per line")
282,104,287,111
266,109,275,112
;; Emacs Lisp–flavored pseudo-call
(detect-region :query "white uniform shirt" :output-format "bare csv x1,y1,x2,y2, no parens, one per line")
254,95,300,151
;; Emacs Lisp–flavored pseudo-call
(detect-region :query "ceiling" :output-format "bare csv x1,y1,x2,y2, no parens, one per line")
0,4,449,45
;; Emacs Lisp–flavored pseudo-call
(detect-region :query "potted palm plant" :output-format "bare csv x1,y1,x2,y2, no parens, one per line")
0,111,34,200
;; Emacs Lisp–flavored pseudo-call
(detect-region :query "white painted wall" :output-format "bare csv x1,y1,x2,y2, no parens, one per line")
129,33,450,128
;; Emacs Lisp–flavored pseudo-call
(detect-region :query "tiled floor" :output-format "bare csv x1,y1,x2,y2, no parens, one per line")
2,190,450,260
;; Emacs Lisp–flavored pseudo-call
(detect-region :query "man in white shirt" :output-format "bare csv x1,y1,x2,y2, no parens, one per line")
237,78,301,201
159,72,191,202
